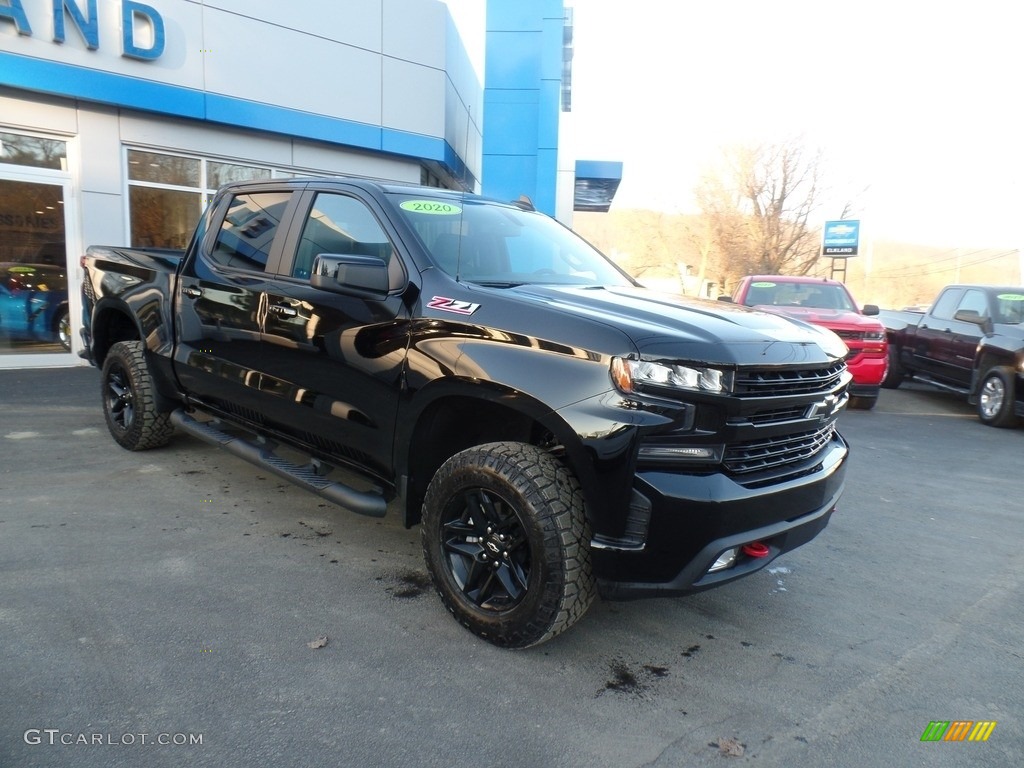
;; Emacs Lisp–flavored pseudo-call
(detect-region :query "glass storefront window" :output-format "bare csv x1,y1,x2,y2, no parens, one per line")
208,161,271,188
125,149,312,251
127,149,200,186
129,186,201,249
0,179,70,354
0,132,67,171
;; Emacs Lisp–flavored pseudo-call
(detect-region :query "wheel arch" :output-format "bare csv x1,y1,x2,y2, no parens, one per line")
397,381,596,529
971,344,1017,396
90,298,144,367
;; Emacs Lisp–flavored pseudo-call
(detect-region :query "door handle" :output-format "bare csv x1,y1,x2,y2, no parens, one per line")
268,304,298,318
182,286,202,299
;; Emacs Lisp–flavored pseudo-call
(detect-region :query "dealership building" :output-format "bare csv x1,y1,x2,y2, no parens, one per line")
0,0,620,368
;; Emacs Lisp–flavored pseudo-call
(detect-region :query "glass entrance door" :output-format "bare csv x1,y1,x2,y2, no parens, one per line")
0,178,71,357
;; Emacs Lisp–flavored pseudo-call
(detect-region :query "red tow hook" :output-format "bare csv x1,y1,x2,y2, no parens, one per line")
741,541,770,558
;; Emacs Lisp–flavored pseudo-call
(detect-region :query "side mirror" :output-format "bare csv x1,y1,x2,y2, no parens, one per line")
862,304,880,316
717,295,734,303
311,254,389,298
953,309,987,327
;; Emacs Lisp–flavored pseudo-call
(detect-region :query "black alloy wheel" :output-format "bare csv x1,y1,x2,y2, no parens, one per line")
440,487,533,612
105,362,135,432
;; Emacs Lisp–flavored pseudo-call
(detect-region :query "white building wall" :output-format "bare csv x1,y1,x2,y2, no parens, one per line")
0,0,483,367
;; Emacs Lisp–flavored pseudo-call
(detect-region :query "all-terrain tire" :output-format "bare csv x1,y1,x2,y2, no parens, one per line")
421,441,596,648
101,340,174,450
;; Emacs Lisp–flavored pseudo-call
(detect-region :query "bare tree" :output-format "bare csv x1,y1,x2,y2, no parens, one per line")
695,138,847,288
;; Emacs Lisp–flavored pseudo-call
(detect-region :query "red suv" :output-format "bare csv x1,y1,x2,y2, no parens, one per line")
730,275,888,409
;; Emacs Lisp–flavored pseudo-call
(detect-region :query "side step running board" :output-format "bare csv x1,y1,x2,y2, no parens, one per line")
170,409,388,518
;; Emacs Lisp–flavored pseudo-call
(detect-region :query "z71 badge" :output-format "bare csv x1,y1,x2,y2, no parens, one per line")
427,296,481,315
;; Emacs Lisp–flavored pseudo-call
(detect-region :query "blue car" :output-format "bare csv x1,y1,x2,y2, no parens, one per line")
0,262,71,350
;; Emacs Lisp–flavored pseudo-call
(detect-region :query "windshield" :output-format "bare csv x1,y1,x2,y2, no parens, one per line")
993,292,1024,324
742,280,856,312
391,195,634,288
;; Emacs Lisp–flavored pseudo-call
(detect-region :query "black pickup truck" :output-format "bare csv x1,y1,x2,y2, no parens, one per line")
80,177,851,647
881,285,1024,427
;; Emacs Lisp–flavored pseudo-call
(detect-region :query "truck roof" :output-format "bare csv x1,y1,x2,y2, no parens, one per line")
744,275,845,286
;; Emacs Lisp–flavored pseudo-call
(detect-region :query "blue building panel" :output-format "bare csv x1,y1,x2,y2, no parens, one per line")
540,15,564,77
575,161,624,181
486,3,558,31
535,148,558,212
483,155,538,204
204,94,383,151
483,91,539,156
0,52,205,119
537,80,561,148
484,31,542,89
381,130,446,163
482,0,566,218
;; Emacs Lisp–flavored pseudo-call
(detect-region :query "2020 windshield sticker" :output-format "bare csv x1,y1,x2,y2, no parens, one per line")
428,296,481,315
400,200,463,215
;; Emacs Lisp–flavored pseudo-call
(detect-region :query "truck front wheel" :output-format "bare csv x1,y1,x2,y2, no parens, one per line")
881,346,904,389
421,442,595,648
977,366,1018,428
101,341,174,450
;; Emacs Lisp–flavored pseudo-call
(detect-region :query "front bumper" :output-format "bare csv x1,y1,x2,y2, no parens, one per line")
595,432,848,599
846,350,888,388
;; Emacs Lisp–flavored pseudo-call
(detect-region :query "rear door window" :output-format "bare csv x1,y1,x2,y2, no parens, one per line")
930,288,964,321
208,191,292,272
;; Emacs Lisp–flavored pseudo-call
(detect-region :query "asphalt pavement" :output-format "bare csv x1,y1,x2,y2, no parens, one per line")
1,366,1021,767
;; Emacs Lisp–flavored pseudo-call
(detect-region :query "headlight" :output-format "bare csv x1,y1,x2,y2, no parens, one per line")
860,330,886,341
611,357,733,395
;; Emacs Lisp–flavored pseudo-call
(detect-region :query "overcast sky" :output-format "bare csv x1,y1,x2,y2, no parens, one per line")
443,1,1020,249
568,0,1020,248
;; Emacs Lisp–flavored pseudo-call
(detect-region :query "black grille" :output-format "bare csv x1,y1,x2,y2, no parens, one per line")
734,362,846,397
723,423,836,474
728,406,806,426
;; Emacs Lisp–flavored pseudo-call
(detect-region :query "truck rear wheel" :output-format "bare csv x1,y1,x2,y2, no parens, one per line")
977,366,1018,428
421,442,595,648
101,341,174,450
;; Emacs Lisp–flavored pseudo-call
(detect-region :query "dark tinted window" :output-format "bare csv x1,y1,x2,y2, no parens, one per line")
930,288,964,321
209,192,291,272
293,193,400,286
956,289,989,318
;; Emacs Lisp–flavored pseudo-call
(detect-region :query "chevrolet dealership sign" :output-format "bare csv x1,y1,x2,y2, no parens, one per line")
822,220,860,257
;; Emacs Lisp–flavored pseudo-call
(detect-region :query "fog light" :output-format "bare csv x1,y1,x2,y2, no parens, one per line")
709,547,738,572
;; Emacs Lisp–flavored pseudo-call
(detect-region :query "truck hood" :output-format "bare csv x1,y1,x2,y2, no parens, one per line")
506,284,848,366
752,304,885,333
